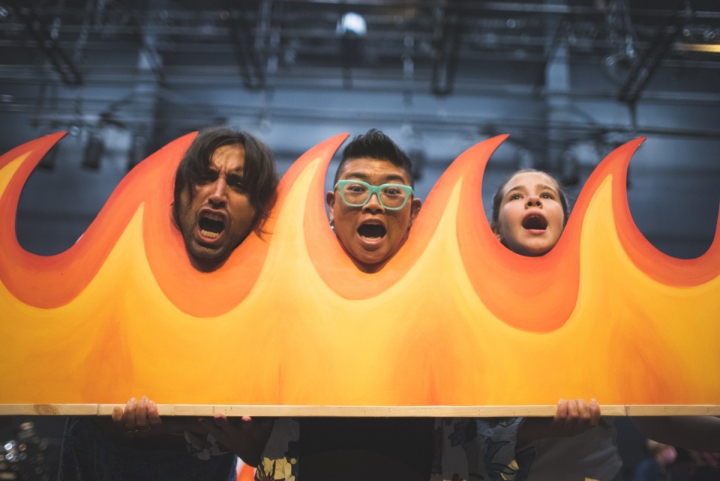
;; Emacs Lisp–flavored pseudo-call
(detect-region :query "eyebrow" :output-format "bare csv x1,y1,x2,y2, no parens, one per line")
538,183,558,193
343,172,408,184
505,184,558,196
505,185,527,196
208,163,245,176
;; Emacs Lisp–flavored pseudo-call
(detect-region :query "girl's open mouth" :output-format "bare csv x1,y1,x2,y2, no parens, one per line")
522,213,548,231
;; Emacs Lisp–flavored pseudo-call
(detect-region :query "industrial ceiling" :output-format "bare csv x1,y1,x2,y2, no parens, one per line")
1,0,719,259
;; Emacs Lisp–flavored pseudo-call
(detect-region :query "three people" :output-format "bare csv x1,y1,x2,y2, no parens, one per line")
60,127,718,481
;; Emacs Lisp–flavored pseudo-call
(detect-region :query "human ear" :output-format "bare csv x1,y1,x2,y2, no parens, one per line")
492,225,503,242
407,198,422,228
326,191,336,224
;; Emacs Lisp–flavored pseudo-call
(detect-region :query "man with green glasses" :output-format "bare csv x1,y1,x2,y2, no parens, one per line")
326,129,422,273
254,131,519,481
297,129,435,480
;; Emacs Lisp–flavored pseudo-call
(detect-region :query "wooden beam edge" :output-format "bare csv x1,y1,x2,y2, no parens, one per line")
97,404,176,416
1,405,718,416
626,405,720,416
0,404,99,415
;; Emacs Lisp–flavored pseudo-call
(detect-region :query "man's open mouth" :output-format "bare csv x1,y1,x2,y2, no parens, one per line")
522,213,548,231
198,212,226,239
357,223,387,239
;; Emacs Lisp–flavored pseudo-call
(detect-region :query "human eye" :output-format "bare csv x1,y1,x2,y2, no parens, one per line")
508,192,522,201
346,183,367,193
541,191,556,200
197,170,218,184
383,186,403,196
228,176,247,192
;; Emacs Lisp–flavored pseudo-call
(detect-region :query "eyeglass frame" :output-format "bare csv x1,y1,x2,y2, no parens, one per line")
334,180,414,211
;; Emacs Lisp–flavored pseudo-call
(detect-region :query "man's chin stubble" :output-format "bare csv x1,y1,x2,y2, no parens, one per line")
187,244,229,270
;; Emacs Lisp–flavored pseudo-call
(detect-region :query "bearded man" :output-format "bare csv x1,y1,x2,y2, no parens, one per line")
58,127,278,481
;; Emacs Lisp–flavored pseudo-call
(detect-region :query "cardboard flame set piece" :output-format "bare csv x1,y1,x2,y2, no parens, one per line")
1,132,719,416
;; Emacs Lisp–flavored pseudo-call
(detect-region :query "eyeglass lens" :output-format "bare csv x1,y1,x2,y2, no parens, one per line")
342,182,408,208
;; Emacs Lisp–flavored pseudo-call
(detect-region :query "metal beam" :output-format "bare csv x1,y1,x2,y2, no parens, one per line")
618,0,688,104
13,101,720,141
8,0,83,86
431,1,463,96
227,2,266,90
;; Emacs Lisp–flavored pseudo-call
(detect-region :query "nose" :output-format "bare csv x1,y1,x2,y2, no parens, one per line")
526,194,542,208
208,178,228,207
362,192,384,214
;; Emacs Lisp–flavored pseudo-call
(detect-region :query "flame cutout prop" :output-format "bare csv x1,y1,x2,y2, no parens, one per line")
1,133,719,408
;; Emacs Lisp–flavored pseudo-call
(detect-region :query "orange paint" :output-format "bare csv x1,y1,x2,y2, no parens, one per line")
454,136,579,332
0,133,718,406
606,140,720,286
0,132,134,307
237,463,255,481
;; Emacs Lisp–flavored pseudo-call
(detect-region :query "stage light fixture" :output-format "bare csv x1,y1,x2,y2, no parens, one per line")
337,12,366,36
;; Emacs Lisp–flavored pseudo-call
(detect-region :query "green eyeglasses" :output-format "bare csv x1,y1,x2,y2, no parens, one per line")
335,180,414,210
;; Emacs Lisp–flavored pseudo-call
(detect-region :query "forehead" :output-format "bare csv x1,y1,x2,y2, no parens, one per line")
337,157,411,185
209,144,245,171
503,172,559,194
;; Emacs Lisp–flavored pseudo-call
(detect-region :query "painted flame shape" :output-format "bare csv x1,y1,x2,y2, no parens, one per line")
1,133,719,406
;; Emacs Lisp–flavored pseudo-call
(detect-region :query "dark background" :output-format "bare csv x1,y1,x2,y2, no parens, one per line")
1,0,719,479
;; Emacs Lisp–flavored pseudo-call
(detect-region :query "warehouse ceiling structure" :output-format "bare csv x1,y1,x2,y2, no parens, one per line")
0,0,719,258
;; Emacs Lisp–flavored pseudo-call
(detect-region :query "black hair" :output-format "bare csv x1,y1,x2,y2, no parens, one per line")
490,168,570,234
172,126,278,232
334,129,414,187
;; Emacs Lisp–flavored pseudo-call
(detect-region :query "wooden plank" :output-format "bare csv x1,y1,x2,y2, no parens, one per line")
210,405,629,417
97,404,176,416
0,404,98,415
174,405,215,416
626,405,720,416
2,404,716,417
596,405,627,416
0,404,634,417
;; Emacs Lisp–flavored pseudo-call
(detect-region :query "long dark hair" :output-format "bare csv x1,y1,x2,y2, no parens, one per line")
172,127,278,232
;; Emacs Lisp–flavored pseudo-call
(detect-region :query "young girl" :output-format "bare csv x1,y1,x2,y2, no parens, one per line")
491,169,568,257
491,169,720,481
491,169,621,480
